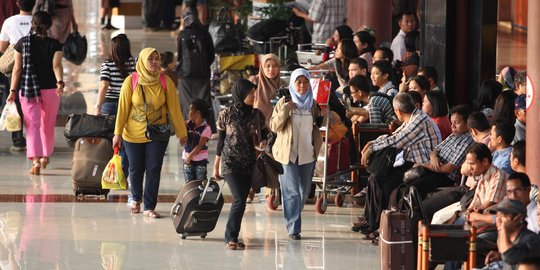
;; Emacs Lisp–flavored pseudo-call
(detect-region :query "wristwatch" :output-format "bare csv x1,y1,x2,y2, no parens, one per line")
56,81,65,87
9,89,16,93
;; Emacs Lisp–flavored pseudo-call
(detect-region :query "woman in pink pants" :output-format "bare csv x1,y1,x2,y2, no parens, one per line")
7,11,64,175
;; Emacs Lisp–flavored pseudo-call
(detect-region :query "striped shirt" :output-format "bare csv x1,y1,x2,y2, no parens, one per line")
372,109,441,164
435,132,475,181
468,165,508,210
100,57,136,100
367,95,397,124
309,0,347,44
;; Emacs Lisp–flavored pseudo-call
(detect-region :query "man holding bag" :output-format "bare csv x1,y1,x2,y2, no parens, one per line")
0,0,34,152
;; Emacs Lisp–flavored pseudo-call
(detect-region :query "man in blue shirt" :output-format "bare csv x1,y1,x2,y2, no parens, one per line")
490,120,515,175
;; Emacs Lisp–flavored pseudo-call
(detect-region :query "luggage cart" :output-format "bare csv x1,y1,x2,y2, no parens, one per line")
296,44,331,68
248,36,289,62
310,75,360,214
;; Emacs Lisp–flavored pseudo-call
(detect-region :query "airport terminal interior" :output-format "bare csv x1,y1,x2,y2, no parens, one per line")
0,0,529,269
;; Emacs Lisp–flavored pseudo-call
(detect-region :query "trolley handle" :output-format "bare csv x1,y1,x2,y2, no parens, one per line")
199,177,225,205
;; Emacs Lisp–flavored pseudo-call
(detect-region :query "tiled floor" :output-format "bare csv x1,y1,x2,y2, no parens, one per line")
0,1,527,269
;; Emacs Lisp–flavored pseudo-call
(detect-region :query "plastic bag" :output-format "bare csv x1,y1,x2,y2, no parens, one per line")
1,102,21,132
101,147,127,190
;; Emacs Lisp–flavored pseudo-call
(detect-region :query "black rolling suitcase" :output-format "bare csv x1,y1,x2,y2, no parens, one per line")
171,178,224,239
71,137,112,196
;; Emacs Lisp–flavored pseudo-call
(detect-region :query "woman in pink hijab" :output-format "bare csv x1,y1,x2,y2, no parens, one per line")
252,54,286,127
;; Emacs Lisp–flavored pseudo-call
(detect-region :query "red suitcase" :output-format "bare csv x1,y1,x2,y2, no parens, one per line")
379,210,415,270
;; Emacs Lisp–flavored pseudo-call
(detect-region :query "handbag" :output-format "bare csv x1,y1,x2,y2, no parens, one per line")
208,7,241,54
403,166,429,184
251,112,282,191
0,44,15,74
63,32,87,65
365,147,397,177
140,86,171,142
64,113,116,139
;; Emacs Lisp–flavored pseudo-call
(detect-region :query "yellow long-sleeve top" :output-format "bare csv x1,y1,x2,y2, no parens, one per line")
114,74,187,143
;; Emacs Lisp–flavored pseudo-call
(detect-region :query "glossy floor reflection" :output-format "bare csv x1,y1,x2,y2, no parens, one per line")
0,1,528,269
1,203,375,270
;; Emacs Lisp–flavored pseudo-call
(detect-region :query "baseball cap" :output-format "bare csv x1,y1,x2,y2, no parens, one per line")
489,198,527,215
515,94,526,110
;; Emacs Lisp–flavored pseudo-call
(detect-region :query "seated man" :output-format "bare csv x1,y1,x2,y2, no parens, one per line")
513,94,526,144
354,93,440,236
345,75,397,124
431,143,508,225
468,173,538,268
482,198,540,270
468,111,492,147
371,60,398,97
405,105,474,199
490,120,515,174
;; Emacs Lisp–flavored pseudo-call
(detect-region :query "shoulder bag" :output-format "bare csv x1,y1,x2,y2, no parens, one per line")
251,112,283,191
0,44,15,74
366,147,397,177
140,86,171,141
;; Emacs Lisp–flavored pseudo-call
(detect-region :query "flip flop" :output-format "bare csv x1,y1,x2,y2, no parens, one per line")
143,210,161,218
130,201,141,214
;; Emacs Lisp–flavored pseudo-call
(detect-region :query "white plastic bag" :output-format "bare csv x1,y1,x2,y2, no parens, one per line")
0,103,10,130
3,102,21,132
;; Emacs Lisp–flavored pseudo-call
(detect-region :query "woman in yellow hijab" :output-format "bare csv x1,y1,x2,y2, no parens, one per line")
113,48,187,218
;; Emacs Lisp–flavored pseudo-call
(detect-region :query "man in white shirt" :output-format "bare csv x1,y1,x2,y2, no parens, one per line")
390,11,416,63
0,0,34,152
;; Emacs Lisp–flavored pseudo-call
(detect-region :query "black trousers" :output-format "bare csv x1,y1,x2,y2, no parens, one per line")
364,162,413,232
408,171,455,200
421,186,466,224
142,0,163,28
224,171,252,243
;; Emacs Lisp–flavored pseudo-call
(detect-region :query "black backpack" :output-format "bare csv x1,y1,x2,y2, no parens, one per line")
179,31,210,78
247,18,288,41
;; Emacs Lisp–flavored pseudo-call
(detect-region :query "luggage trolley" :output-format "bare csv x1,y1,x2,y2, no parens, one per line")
296,44,333,68
310,72,360,214
248,36,289,62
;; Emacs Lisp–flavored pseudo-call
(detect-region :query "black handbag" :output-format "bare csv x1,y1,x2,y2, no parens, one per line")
251,113,282,191
63,32,87,65
140,86,171,142
366,147,397,176
64,113,116,139
208,7,241,54
403,166,429,184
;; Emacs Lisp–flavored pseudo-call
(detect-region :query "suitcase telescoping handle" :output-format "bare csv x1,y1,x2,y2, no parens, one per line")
198,177,225,205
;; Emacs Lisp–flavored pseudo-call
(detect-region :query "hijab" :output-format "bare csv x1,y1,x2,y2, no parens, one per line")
288,68,313,110
182,6,200,29
231,78,257,115
136,48,160,86
254,54,281,120
499,66,517,91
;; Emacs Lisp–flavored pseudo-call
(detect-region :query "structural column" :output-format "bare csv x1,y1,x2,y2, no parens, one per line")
347,0,392,47
526,0,540,186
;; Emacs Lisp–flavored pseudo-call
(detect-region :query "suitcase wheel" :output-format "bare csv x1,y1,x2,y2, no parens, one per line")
181,234,187,239
200,233,207,239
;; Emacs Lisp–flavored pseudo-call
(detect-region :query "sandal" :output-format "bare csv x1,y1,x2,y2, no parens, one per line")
362,231,379,241
236,242,246,249
143,210,161,218
225,242,237,250
29,162,40,175
130,201,141,214
371,237,379,246
40,157,49,169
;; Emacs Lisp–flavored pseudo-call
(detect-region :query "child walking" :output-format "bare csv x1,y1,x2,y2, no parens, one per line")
183,99,212,182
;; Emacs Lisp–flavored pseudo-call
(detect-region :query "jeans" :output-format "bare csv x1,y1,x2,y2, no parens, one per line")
224,171,252,243
102,101,129,179
279,161,315,235
123,139,168,211
183,160,208,182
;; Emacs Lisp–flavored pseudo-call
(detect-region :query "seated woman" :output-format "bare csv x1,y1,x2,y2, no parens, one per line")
423,90,451,140
405,105,475,199
346,75,396,124
311,39,359,93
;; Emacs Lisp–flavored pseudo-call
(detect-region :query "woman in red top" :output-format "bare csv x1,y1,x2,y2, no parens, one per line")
423,90,451,140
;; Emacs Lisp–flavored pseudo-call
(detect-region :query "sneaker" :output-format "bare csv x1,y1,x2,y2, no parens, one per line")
10,145,25,151
288,233,301,240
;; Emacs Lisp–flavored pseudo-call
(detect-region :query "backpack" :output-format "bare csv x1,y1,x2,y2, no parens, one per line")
179,32,211,78
131,72,167,92
247,18,288,41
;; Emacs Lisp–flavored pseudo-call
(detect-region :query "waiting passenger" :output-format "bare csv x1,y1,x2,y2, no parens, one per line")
474,79,502,121
417,66,440,91
490,120,515,174
492,90,518,125
345,75,396,124
390,11,417,63
422,90,451,140
355,93,440,238
513,94,526,144
252,54,286,128
405,105,474,199
514,70,527,96
353,30,375,70
371,60,398,97
407,75,429,98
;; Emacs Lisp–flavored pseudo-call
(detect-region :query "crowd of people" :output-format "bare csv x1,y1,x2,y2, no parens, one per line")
1,0,539,266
